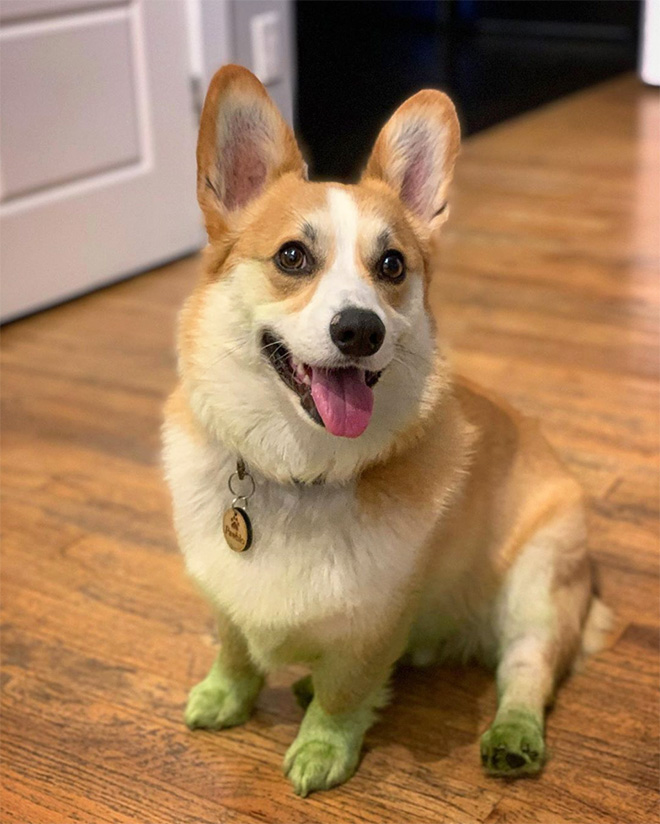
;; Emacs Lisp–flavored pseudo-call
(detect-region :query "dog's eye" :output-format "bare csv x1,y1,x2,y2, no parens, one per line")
276,242,309,273
378,250,405,283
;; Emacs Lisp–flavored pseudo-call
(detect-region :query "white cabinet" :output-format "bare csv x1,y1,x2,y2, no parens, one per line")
0,0,203,321
0,0,296,322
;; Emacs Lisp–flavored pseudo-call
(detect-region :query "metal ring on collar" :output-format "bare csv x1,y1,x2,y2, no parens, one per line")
228,471,255,499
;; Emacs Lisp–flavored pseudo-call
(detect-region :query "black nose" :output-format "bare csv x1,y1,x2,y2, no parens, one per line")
329,308,386,357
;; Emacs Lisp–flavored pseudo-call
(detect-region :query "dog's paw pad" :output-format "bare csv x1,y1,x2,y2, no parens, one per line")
480,710,545,777
284,740,357,797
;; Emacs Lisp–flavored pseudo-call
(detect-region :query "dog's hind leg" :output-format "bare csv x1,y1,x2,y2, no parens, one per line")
480,512,593,777
481,633,554,775
185,611,264,730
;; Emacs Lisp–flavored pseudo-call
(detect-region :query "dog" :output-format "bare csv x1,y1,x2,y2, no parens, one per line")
162,65,610,797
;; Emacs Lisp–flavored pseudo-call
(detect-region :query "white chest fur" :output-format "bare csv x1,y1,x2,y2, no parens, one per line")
162,423,433,657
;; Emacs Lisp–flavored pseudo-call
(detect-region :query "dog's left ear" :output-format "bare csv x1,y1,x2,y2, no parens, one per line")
362,90,460,232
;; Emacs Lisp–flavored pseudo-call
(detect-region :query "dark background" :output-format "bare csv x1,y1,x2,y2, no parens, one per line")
295,0,640,181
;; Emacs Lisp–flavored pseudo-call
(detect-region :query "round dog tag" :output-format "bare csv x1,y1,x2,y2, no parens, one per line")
223,506,253,552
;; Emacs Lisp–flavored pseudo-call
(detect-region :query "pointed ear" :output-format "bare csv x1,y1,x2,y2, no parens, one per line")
197,64,306,239
362,90,460,231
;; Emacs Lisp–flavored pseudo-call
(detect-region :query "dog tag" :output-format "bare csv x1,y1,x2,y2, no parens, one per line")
223,505,253,552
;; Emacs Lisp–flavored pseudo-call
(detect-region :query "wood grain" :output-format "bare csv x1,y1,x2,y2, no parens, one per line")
1,74,658,823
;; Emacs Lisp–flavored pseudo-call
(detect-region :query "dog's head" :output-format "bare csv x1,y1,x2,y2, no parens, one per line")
179,65,460,483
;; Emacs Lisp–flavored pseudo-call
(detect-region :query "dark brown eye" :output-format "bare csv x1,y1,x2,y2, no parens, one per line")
276,242,309,273
379,249,405,283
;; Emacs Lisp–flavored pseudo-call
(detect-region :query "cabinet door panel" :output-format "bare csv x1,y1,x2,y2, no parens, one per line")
0,0,203,321
1,15,140,200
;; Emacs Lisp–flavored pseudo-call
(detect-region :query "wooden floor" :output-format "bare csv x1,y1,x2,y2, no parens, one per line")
2,74,658,824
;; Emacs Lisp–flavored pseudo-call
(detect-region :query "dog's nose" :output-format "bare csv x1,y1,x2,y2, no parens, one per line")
329,308,386,357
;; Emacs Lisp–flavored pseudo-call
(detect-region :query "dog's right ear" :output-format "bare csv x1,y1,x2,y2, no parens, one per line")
197,65,305,240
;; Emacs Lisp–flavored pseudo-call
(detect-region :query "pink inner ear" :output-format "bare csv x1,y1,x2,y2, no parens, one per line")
399,129,433,218
221,109,270,211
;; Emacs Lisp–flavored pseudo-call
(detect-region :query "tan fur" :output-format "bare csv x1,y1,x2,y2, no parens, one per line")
229,176,329,304
163,384,204,444
449,377,585,577
350,179,427,308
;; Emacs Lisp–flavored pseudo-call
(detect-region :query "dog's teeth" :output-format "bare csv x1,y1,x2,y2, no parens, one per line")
293,361,307,381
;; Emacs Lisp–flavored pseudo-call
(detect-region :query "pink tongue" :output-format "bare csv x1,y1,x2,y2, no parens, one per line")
310,367,374,438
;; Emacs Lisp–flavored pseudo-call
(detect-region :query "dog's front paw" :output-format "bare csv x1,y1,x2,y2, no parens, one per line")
184,670,262,730
284,738,359,797
480,709,545,777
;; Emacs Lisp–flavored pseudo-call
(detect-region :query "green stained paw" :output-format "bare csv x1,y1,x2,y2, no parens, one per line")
284,738,359,798
185,682,249,730
184,662,263,731
283,697,367,797
480,709,545,777
292,675,314,710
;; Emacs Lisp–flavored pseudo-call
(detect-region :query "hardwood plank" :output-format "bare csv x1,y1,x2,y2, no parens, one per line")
1,73,658,822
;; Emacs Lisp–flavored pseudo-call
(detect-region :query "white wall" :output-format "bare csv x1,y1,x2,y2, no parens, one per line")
197,0,295,122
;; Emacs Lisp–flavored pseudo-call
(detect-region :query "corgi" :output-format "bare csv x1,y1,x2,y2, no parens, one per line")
162,65,610,797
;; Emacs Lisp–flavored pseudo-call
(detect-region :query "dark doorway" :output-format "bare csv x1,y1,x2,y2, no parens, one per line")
295,0,640,181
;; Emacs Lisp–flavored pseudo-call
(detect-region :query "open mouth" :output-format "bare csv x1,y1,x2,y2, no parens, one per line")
261,330,381,438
